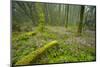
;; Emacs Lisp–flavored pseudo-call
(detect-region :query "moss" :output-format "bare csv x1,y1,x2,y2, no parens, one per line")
12,26,96,64
25,32,36,36
15,40,58,65
14,32,37,41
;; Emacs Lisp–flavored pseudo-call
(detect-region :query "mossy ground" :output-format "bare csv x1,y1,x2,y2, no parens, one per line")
12,26,96,65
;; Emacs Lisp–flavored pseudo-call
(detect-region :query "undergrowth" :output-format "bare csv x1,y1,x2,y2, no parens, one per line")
12,26,96,65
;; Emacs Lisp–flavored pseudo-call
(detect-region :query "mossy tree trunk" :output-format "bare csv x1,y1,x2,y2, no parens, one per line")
35,3,45,32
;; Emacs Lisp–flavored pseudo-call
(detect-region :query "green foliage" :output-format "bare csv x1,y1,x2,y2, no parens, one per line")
12,32,38,64
12,26,96,65
15,40,58,65
36,40,95,64
37,22,45,32
12,32,36,41
25,32,37,36
43,32,57,39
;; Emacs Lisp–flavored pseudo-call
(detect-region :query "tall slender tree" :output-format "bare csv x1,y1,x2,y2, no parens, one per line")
64,5,69,28
78,5,85,35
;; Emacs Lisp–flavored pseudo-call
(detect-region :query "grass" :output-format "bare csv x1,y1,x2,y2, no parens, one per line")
12,26,96,65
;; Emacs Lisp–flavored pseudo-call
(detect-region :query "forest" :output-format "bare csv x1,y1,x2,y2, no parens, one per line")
12,1,96,65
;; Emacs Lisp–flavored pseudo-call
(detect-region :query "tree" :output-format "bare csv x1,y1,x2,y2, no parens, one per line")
84,6,96,30
35,3,45,32
77,5,85,35
65,5,69,28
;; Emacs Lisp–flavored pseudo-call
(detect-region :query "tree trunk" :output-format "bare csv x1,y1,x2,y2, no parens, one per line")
78,6,85,35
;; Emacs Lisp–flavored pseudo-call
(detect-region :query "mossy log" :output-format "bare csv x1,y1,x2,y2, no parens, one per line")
15,32,37,41
15,40,58,65
25,32,36,36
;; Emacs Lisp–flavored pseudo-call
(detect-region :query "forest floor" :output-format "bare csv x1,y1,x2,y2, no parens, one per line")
12,26,96,65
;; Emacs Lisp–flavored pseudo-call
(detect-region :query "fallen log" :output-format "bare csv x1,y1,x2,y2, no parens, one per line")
15,40,58,65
